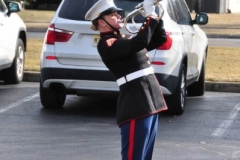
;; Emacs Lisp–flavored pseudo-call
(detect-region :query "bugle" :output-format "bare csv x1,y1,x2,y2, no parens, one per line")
122,0,164,34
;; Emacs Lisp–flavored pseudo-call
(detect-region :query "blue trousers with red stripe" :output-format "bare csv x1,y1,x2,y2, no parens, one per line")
120,114,159,160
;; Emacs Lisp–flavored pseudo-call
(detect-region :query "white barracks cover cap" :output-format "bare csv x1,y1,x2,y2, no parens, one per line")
85,0,122,21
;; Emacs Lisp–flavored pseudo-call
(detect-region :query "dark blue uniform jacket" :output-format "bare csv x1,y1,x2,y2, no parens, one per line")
97,17,168,125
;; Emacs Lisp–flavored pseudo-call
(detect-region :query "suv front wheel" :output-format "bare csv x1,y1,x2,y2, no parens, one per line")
3,38,25,84
165,64,186,115
187,56,206,96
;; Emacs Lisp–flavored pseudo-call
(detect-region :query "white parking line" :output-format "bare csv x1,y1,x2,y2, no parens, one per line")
0,93,39,114
212,102,240,138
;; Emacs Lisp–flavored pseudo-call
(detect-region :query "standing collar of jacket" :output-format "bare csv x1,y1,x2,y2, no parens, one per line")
100,30,120,38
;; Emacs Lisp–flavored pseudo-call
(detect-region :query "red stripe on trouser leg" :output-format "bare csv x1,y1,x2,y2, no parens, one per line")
128,120,136,160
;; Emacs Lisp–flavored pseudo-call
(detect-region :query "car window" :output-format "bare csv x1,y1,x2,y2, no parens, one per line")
58,0,144,22
178,0,192,25
166,0,177,22
170,0,192,25
0,0,7,12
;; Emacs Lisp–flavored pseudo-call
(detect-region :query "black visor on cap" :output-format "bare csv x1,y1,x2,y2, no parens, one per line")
100,7,123,16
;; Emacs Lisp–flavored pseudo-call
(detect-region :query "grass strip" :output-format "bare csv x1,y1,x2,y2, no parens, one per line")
25,39,240,82
207,46,240,82
25,39,43,72
17,9,55,22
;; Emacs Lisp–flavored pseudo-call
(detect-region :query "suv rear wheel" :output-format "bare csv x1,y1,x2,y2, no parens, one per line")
165,64,186,115
3,39,25,84
40,81,66,108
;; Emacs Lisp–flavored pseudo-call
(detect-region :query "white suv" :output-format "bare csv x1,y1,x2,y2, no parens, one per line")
0,0,26,84
40,0,208,115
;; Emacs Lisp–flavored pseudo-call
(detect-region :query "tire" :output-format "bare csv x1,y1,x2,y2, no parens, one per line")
165,64,186,115
3,39,25,84
40,80,66,108
187,58,205,96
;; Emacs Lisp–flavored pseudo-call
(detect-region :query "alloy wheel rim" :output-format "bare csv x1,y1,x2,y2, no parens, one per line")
16,45,24,78
180,71,186,108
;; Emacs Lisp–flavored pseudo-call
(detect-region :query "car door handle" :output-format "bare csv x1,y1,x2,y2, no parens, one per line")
0,22,4,26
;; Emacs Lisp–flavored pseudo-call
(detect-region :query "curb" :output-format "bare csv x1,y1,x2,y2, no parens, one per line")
23,71,240,93
207,34,240,39
23,71,40,82
205,81,240,93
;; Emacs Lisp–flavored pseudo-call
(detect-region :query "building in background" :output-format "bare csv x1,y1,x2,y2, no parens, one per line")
185,0,240,13
226,0,240,13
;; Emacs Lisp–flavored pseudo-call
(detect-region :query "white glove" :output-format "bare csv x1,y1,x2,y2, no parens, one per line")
135,1,157,18
143,0,158,18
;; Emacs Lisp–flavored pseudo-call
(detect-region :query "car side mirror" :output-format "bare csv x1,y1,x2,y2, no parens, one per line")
6,1,21,16
193,12,208,25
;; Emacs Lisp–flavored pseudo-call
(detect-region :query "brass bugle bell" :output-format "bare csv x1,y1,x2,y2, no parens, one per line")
122,0,164,34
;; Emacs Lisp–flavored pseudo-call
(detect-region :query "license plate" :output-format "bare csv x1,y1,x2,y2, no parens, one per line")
93,35,100,46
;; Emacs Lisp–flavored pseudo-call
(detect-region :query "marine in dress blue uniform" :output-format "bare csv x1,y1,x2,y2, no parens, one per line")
85,0,168,159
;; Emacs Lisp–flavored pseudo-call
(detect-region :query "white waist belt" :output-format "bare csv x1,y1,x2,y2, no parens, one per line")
116,66,154,86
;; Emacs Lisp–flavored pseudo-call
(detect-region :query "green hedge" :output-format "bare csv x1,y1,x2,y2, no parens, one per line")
22,0,61,9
